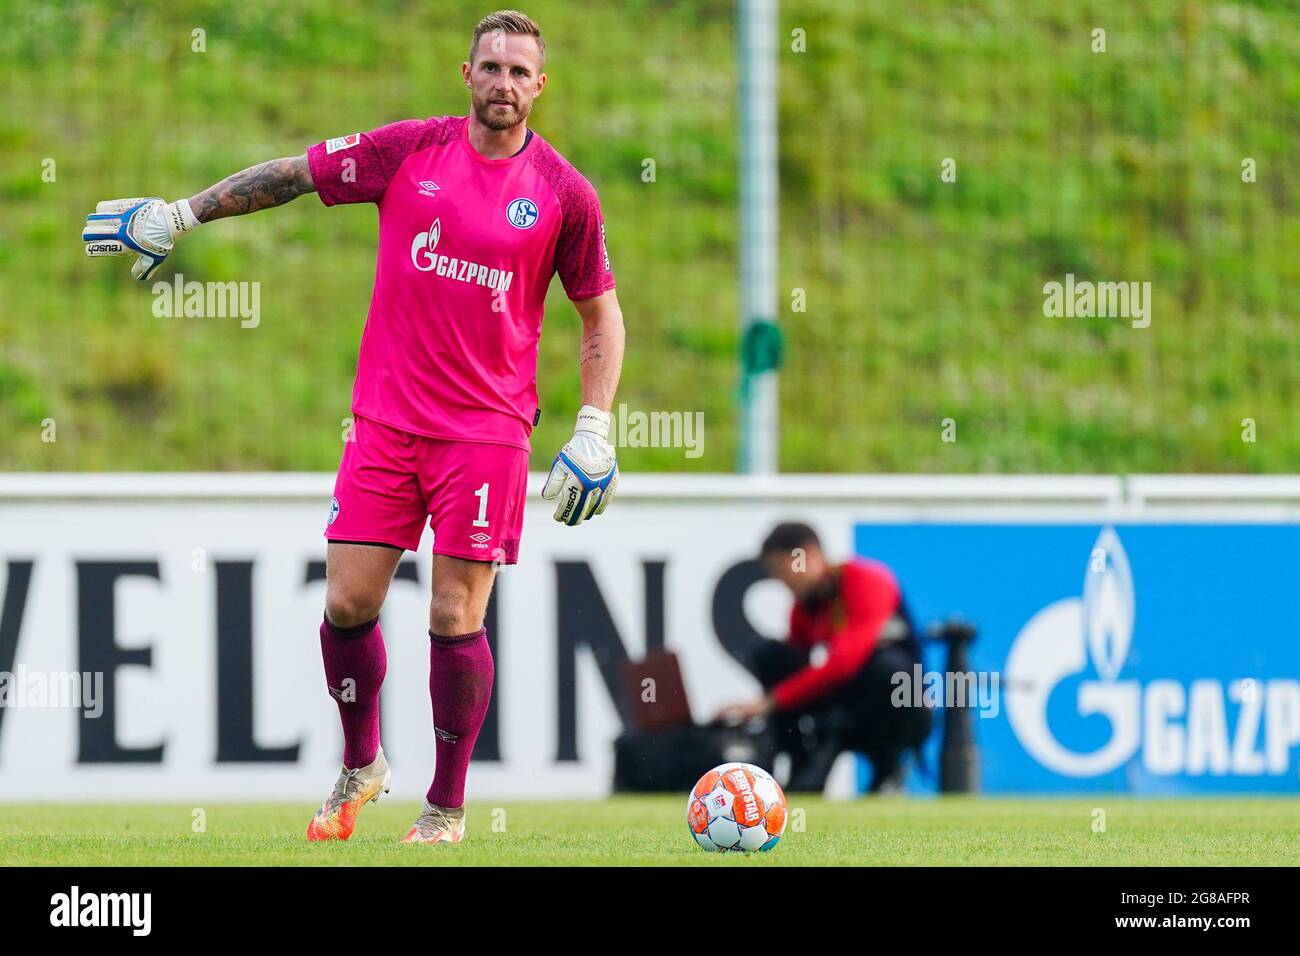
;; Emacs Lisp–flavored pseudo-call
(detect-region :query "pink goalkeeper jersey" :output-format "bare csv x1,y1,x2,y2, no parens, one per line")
306,116,615,450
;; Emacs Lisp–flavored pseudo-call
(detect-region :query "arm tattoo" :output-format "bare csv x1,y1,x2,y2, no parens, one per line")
580,331,604,366
188,155,315,223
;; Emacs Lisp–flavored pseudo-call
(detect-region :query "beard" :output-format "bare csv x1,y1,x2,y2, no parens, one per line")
473,91,530,130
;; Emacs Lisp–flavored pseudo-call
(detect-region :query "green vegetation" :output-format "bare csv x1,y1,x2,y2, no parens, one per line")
1,0,1297,472
2,796,1298,866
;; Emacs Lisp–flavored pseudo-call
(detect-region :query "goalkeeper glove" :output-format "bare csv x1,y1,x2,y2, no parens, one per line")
82,197,199,281
541,405,619,526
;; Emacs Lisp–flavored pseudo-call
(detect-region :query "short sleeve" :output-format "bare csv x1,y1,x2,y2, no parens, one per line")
555,176,616,301
306,119,434,206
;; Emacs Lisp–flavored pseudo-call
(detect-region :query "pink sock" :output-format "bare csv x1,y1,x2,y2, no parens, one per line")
426,627,495,808
319,615,386,769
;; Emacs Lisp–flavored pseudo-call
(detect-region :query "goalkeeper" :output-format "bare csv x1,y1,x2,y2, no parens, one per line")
82,11,623,845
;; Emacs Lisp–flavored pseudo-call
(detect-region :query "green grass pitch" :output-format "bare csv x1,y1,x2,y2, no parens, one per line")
1,797,1297,866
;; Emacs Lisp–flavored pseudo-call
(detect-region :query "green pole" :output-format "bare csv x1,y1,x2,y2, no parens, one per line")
738,0,781,474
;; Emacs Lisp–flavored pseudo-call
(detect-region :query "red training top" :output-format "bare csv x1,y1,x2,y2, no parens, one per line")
771,558,901,712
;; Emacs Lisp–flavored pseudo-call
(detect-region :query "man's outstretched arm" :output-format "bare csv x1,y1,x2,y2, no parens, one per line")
83,154,315,280
188,154,315,222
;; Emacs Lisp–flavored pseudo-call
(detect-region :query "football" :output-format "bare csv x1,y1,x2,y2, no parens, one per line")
686,762,787,852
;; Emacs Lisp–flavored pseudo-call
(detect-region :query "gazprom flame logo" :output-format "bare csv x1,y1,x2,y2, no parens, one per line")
407,218,514,291
1005,527,1300,780
410,218,441,270
1005,527,1140,776
1083,527,1133,681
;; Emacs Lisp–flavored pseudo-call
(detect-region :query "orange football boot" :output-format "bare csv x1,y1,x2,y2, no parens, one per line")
401,800,466,844
306,748,391,841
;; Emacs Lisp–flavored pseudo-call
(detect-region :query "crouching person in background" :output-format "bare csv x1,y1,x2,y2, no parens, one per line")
716,522,932,793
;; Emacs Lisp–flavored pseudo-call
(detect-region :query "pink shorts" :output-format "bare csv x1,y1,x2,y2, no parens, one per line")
325,415,528,563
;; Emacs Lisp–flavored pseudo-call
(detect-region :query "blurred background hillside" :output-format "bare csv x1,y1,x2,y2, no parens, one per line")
0,0,1296,473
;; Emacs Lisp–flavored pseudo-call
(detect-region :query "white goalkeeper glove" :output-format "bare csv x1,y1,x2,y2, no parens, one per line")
541,405,619,526
82,197,199,281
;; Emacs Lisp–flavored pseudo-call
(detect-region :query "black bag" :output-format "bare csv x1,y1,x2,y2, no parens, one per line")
612,724,779,792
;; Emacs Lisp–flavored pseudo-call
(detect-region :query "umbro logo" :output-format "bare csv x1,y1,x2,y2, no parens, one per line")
418,180,440,198
434,727,460,743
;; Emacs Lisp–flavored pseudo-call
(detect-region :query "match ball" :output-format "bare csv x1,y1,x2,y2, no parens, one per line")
686,762,787,852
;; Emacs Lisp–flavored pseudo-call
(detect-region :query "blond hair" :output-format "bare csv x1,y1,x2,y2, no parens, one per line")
470,10,545,64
